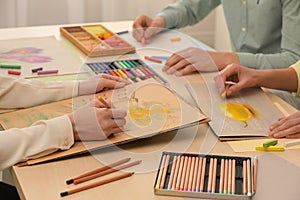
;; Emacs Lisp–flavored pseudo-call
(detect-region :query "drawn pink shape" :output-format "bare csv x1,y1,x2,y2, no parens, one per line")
4,47,43,54
18,55,52,63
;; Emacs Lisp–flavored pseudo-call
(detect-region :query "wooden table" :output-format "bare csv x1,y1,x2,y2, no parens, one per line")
1,21,299,200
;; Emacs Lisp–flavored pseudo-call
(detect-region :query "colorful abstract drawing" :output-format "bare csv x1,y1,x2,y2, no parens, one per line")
0,47,52,63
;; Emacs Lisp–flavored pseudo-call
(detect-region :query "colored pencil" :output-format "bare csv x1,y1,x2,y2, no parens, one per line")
74,160,141,185
228,159,232,194
191,157,199,192
155,155,167,189
246,159,251,196
211,158,217,193
171,156,180,190
66,157,130,184
195,157,203,192
199,157,206,192
232,159,236,194
219,159,224,194
188,157,195,191
253,156,258,194
175,156,184,190
243,160,247,195
183,156,192,191
223,159,228,194
97,95,110,108
60,172,134,197
167,156,177,190
207,158,214,193
160,155,170,189
179,156,188,190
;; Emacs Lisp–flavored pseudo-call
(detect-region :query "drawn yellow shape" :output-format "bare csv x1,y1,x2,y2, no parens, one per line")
219,102,252,127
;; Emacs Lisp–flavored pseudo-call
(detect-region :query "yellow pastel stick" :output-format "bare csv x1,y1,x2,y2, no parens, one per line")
255,146,285,151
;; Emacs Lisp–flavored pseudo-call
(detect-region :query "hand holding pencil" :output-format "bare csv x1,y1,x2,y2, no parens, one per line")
69,99,127,141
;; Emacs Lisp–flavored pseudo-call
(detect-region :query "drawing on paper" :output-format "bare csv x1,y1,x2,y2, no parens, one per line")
0,47,53,63
219,102,260,127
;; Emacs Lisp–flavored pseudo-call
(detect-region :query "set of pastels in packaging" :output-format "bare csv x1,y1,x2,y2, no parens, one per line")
60,24,135,57
154,152,254,200
86,59,168,84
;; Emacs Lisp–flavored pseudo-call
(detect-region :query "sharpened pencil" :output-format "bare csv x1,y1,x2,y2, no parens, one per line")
60,172,134,197
66,157,130,184
97,95,110,108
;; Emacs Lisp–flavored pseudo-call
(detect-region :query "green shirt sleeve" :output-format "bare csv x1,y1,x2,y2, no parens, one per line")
236,0,300,70
290,61,300,98
157,0,221,29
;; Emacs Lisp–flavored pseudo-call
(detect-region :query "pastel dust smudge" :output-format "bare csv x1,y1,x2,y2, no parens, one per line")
219,102,260,127
0,47,53,63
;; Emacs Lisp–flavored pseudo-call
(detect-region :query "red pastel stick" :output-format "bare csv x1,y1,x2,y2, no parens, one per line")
144,56,162,63
8,70,21,75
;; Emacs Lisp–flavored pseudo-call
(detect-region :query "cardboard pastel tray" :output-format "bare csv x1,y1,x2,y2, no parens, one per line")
154,152,254,200
60,24,135,57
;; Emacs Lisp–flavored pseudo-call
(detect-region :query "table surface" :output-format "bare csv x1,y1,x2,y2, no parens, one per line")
1,21,299,200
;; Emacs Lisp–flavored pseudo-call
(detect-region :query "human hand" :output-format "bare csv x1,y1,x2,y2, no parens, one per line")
69,100,127,141
132,15,166,44
162,47,218,76
78,74,131,96
214,63,259,97
269,111,300,138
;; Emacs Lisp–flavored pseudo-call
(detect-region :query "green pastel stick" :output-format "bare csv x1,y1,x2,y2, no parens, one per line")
263,140,278,148
0,64,21,69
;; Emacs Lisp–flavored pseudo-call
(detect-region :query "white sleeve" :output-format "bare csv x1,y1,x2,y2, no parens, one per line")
0,115,74,171
0,75,79,109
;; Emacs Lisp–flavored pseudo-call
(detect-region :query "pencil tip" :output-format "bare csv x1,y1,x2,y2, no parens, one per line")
60,191,68,197
66,179,73,184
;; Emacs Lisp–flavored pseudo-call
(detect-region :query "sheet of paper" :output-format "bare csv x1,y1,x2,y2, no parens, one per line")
0,79,207,165
227,139,300,152
0,36,82,77
186,72,284,140
253,154,300,200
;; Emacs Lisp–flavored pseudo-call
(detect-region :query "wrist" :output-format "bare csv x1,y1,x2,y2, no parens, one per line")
154,16,166,28
68,114,80,141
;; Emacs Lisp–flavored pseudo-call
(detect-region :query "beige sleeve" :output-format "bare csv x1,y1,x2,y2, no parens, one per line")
0,115,74,170
0,75,79,109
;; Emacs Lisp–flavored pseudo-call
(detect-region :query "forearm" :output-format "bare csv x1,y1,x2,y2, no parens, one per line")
0,116,74,170
0,76,78,109
208,51,240,70
255,68,298,92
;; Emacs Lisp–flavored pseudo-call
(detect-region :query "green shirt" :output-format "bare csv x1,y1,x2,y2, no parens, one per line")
158,0,300,70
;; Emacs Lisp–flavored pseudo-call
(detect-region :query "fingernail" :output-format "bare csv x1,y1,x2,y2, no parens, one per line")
175,71,182,76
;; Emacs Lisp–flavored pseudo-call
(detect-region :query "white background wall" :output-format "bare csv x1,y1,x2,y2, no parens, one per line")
0,0,231,51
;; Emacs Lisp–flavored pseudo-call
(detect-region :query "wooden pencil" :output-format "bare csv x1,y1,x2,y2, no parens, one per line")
175,156,184,190
171,156,180,190
223,159,228,194
74,160,142,185
212,158,217,193
195,157,203,192
188,157,195,191
219,159,224,194
243,160,247,195
228,159,232,194
66,157,130,184
60,172,134,197
184,156,192,191
232,159,236,194
160,155,170,189
191,157,199,192
179,156,188,190
207,158,214,193
199,157,206,192
97,95,110,108
253,156,258,193
246,159,251,196
155,155,167,189
167,156,177,190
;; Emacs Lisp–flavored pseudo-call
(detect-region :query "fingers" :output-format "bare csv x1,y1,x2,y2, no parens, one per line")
269,112,300,138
